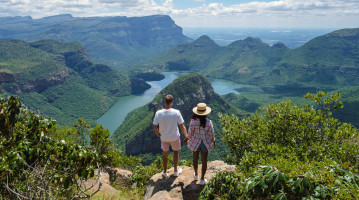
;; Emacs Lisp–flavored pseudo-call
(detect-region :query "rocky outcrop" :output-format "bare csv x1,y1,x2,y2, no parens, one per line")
104,167,132,187
20,68,70,93
83,168,132,197
0,72,16,83
84,171,117,196
1,69,69,94
144,160,236,200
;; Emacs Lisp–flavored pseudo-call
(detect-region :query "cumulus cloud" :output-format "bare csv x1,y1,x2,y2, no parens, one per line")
0,0,358,27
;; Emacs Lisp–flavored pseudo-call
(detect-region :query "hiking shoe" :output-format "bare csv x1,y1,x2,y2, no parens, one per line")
173,168,183,177
193,173,199,181
199,179,207,185
162,171,168,178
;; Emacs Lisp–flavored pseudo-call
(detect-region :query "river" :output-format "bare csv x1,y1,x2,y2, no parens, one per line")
97,71,250,134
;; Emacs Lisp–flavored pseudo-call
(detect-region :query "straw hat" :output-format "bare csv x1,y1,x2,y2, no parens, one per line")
193,103,211,116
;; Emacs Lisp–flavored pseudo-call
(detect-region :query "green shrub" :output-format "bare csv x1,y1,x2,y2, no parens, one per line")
130,155,173,188
200,164,359,199
200,171,243,200
0,94,99,199
220,91,359,171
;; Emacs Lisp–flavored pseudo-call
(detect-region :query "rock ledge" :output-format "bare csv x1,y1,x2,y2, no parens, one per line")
144,160,236,200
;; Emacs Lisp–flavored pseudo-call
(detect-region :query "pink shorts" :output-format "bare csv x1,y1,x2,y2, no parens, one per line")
161,137,181,152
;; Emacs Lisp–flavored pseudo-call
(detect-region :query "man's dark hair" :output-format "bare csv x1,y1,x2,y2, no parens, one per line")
165,94,173,105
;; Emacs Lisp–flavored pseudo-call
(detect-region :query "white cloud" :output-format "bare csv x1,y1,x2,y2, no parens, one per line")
0,0,358,28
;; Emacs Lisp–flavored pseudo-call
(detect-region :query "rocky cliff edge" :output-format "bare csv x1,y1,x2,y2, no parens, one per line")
144,160,236,200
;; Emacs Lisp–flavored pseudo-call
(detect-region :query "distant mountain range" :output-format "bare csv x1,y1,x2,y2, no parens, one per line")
148,28,359,90
112,73,246,161
0,14,191,68
0,39,149,125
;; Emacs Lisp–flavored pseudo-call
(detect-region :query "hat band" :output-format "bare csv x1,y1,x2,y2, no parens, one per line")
198,108,206,112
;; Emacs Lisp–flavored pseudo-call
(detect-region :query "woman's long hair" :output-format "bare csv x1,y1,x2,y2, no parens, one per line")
192,114,207,128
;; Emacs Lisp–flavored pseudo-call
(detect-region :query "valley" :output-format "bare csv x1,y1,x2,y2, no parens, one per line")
1,14,359,155
1,11,359,199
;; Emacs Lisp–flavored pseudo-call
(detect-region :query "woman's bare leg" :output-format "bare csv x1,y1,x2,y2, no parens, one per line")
201,151,208,180
193,151,200,176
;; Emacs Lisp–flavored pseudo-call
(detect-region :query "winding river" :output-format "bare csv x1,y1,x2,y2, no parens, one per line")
97,71,249,134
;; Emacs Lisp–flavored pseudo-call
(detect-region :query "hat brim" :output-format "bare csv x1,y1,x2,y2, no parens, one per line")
193,107,211,116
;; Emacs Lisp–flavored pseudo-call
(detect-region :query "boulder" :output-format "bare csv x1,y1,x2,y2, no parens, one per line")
84,179,117,196
105,167,133,187
144,160,236,200
83,168,132,197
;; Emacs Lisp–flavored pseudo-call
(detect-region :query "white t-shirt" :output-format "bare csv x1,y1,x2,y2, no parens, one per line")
153,108,184,142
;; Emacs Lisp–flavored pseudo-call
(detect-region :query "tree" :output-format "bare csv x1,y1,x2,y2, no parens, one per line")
74,118,91,146
220,91,359,170
0,92,101,199
89,125,110,156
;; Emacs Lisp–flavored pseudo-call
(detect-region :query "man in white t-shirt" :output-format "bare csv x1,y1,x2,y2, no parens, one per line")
153,94,188,178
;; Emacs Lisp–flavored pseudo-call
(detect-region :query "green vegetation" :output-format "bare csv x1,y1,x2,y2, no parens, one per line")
223,92,313,113
0,39,149,125
200,91,359,199
224,85,359,129
0,93,99,199
283,28,359,66
146,35,221,71
331,86,359,128
131,69,165,81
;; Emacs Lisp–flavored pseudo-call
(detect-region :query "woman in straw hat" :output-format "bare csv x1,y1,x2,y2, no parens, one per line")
184,103,215,185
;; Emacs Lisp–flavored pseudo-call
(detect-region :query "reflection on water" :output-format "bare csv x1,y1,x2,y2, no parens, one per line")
97,71,251,134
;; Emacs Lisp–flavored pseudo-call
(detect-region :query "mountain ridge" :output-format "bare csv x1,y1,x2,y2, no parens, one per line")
0,14,192,67
147,28,359,88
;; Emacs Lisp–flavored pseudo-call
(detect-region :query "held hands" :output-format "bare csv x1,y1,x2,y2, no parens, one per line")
183,137,189,145
212,141,215,149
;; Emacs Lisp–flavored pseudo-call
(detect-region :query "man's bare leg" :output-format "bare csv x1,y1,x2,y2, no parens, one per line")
173,151,179,172
163,151,169,173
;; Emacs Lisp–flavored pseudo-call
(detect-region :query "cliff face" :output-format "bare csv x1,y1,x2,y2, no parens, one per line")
20,68,70,93
0,39,149,125
0,15,192,67
112,73,245,158
0,72,17,83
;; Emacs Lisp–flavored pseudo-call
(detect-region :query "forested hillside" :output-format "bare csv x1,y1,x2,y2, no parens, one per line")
0,14,192,67
149,28,359,89
0,39,149,125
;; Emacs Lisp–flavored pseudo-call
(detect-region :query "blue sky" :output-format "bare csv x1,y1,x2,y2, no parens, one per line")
0,0,358,28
